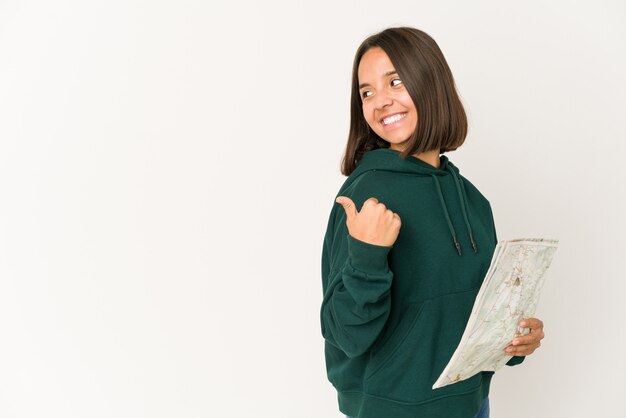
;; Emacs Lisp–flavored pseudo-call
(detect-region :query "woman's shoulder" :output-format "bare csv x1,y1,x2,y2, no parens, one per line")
335,169,390,206
458,174,495,218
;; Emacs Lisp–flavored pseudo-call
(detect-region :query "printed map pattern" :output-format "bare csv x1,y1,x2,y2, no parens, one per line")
433,238,559,389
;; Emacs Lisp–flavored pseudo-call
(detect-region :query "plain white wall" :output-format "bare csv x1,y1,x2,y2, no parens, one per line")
0,0,624,417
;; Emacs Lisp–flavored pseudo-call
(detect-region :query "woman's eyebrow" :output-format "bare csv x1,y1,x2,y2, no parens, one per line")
359,70,398,89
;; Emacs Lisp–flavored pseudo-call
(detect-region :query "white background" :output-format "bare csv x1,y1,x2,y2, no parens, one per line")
0,1,624,417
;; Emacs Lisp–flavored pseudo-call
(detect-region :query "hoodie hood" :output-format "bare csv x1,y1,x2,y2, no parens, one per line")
347,147,478,257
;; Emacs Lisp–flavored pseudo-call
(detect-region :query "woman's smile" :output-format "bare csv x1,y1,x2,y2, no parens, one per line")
381,112,408,128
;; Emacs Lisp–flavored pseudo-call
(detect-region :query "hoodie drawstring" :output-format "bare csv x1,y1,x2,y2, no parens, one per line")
449,168,478,254
431,175,463,256
431,167,479,256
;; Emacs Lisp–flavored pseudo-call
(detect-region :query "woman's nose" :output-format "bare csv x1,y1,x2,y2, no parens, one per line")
374,92,392,109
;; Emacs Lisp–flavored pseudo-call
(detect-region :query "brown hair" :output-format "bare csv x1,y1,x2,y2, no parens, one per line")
341,26,468,176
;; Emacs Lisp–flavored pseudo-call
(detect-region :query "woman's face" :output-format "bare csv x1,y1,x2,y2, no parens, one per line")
358,47,418,151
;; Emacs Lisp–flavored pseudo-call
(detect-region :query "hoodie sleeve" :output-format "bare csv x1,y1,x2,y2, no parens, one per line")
489,203,526,367
319,188,394,359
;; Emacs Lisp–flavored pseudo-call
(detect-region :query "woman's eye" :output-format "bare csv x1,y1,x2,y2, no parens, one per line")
361,80,401,99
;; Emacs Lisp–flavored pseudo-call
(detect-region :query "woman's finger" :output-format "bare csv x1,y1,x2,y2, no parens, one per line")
521,317,544,330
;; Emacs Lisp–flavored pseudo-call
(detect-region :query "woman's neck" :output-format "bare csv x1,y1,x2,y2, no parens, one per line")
413,149,441,169
390,144,441,168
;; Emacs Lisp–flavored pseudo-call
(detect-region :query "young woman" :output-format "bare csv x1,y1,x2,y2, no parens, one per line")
319,27,545,418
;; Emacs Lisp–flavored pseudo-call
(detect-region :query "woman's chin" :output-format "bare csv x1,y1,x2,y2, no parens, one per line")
386,138,412,150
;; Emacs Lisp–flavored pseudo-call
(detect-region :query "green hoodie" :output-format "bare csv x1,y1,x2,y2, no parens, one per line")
320,148,525,418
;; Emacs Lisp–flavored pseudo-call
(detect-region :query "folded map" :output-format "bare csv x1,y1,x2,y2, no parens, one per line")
432,238,559,389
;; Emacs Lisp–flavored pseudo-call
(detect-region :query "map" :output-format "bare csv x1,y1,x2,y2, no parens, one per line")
432,238,559,390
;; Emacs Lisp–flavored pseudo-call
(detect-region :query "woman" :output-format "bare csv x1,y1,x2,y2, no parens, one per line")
319,27,545,418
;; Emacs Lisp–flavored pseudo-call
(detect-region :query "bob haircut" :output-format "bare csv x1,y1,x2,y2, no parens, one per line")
341,26,468,176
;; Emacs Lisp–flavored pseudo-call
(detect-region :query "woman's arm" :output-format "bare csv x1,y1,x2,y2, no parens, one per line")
319,199,394,359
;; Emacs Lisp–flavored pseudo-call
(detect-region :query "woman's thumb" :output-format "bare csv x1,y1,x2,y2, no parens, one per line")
335,196,357,220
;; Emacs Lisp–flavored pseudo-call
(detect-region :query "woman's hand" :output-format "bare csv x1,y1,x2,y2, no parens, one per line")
335,196,401,247
504,317,545,356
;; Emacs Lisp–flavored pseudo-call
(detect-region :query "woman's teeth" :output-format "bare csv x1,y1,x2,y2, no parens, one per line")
382,113,407,125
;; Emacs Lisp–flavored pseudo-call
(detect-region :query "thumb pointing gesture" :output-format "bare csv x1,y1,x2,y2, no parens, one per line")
335,196,358,221
335,196,401,247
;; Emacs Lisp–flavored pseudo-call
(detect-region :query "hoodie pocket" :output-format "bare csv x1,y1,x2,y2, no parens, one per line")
363,290,484,403
364,301,426,381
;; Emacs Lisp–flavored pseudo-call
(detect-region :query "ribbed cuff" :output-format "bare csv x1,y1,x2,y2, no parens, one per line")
347,233,393,274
